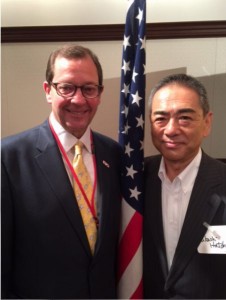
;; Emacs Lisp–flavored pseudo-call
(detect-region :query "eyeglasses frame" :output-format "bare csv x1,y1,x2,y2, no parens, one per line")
50,82,103,99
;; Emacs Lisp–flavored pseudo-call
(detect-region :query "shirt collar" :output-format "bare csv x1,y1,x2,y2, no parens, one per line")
158,148,202,193
178,148,201,192
49,113,92,154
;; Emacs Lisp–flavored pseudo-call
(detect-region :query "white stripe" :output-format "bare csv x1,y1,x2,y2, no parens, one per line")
119,199,136,239
118,240,143,299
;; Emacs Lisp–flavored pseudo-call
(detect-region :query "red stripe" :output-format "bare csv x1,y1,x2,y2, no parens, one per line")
117,211,143,280
131,277,143,299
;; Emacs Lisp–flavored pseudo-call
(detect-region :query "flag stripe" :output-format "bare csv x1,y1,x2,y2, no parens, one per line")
119,196,137,237
118,211,142,277
118,241,143,299
131,278,143,299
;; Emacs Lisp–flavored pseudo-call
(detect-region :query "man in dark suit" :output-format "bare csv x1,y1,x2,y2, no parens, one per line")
143,74,226,299
1,45,123,299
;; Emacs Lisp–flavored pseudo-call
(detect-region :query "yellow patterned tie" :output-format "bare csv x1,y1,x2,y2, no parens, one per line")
73,141,97,254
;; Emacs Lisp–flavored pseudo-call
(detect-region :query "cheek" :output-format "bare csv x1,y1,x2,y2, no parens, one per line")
185,129,203,146
95,98,101,106
90,99,100,111
50,98,68,114
46,90,58,104
151,128,161,144
151,125,162,136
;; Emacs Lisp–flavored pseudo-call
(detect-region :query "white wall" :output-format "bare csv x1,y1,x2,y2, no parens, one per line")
2,0,226,158
2,0,226,26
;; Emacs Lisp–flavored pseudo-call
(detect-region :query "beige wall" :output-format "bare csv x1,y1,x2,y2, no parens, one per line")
2,0,226,158
2,0,226,26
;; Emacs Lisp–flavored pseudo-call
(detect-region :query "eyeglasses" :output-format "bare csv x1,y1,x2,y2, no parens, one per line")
51,82,103,99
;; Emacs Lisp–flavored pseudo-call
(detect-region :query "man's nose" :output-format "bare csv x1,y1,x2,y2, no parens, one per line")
70,88,86,103
164,118,179,135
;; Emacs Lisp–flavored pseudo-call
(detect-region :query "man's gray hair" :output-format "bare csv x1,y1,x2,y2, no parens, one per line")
148,74,210,116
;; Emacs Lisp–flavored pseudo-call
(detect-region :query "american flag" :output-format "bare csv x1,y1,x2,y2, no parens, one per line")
117,0,146,299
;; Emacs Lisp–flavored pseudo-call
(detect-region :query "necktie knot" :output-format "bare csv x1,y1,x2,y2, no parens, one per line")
75,141,83,156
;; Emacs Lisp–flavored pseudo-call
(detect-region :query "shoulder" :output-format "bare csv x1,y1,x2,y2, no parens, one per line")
144,154,162,179
1,121,49,153
199,151,226,188
201,151,226,172
144,154,162,169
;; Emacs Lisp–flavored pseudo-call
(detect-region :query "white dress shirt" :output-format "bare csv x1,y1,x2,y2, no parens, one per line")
158,148,202,269
49,112,95,185
49,113,101,220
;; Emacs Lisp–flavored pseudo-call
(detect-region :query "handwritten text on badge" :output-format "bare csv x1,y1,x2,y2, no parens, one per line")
198,225,226,254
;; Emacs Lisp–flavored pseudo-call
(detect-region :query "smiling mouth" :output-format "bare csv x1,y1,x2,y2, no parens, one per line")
164,141,183,147
67,109,88,115
165,141,177,144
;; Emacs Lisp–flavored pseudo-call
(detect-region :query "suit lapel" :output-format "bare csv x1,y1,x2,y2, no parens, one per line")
91,134,112,255
34,122,91,256
165,153,223,290
92,132,123,257
145,157,168,279
151,178,169,279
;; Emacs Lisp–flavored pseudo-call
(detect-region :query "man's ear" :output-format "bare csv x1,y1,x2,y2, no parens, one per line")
203,111,213,137
43,81,52,104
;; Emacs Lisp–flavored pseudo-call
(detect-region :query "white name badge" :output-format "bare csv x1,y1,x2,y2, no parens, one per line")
198,224,226,254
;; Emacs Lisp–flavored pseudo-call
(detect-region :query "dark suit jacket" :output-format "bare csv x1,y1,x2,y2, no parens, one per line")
143,152,226,299
1,120,123,299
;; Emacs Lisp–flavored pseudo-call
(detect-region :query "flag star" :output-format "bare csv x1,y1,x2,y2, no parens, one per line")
140,140,144,151
121,83,130,97
139,36,146,50
129,186,141,200
131,91,142,106
121,60,131,75
123,35,131,51
132,69,139,82
122,122,130,134
121,104,129,117
125,142,134,157
136,115,144,128
136,8,144,25
126,165,137,179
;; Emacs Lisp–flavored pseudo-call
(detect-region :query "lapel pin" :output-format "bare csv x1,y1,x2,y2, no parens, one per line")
102,160,110,168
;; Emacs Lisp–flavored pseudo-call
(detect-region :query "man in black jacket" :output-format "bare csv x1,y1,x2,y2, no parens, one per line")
143,74,226,299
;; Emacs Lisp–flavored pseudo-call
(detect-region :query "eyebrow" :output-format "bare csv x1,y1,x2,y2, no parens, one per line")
153,108,196,116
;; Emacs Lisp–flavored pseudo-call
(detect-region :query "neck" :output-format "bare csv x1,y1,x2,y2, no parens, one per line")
164,159,192,181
